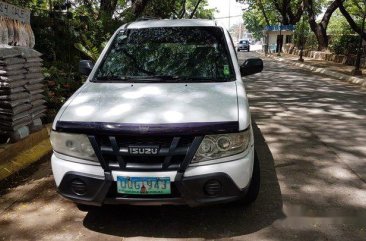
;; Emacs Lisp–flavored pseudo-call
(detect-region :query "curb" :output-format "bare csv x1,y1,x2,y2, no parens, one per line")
258,52,366,88
0,127,52,181
0,126,50,164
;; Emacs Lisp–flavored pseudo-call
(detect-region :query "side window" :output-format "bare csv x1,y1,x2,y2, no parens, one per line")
227,31,238,60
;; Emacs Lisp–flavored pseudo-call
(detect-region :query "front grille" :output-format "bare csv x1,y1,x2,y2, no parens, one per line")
89,134,202,171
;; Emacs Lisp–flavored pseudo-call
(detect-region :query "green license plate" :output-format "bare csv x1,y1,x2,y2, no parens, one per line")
117,176,171,195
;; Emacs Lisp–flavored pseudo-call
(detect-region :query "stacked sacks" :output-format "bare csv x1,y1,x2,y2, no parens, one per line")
21,47,45,132
0,47,30,140
0,46,45,141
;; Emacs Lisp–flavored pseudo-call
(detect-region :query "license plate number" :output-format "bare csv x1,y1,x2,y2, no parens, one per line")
117,176,171,195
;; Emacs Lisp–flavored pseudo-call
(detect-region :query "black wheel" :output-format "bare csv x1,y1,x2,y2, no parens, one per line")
247,48,250,52
237,49,240,52
239,150,260,205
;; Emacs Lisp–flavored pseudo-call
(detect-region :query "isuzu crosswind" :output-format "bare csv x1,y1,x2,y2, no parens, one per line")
50,19,264,207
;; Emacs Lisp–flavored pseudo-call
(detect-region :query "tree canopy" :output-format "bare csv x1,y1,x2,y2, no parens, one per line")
241,0,366,51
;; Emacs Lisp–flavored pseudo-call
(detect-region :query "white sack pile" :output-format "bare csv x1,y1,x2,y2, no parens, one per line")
0,46,45,141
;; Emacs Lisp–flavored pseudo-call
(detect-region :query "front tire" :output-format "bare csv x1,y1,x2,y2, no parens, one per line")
76,203,95,212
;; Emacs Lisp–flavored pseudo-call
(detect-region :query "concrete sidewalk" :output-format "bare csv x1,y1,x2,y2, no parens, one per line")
260,52,366,88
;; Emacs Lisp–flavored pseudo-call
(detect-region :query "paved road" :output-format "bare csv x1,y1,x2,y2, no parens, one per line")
0,52,365,241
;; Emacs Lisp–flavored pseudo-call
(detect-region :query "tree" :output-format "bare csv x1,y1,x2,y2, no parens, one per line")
174,0,215,19
131,0,152,18
304,0,341,50
242,9,268,39
337,0,366,40
241,0,284,40
242,0,297,25
270,0,304,25
98,0,119,24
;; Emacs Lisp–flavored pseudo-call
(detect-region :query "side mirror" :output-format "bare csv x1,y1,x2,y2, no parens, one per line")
240,58,263,76
79,60,94,75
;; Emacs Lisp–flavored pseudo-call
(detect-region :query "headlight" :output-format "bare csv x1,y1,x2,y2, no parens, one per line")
192,128,251,163
50,131,98,162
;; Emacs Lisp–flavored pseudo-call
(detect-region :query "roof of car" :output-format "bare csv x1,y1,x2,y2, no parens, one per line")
121,19,218,29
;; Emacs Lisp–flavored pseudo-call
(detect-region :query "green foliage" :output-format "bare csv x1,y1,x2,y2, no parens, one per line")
184,0,215,19
304,33,318,50
328,10,360,55
345,0,366,18
293,15,310,48
330,34,359,55
242,9,265,40
74,35,107,62
328,10,356,35
42,63,84,122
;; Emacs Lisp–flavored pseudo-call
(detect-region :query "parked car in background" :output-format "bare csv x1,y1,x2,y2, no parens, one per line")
237,39,250,52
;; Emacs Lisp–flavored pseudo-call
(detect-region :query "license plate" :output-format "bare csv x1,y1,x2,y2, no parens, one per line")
117,176,171,195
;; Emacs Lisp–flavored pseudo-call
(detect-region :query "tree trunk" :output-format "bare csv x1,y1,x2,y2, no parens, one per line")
179,0,187,18
131,0,151,19
271,0,303,25
99,0,118,20
98,0,118,28
257,0,270,25
288,1,304,24
314,26,328,50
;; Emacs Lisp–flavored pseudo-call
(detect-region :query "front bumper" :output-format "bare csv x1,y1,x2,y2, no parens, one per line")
238,46,249,50
57,171,248,206
51,147,254,207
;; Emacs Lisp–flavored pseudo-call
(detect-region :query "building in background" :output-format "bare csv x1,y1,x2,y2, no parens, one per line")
263,25,295,53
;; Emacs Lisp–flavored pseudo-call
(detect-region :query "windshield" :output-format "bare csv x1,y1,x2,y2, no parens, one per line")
94,27,235,82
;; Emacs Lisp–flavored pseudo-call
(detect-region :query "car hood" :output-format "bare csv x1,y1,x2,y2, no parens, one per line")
58,82,239,125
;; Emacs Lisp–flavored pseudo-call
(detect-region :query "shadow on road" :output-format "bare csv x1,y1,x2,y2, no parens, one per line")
83,121,284,239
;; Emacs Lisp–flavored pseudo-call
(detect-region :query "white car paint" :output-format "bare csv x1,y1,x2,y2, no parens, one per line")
58,82,242,125
51,145,254,189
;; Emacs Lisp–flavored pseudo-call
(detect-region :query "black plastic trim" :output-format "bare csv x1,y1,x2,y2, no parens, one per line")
57,171,248,207
58,171,112,206
178,136,204,173
55,121,240,136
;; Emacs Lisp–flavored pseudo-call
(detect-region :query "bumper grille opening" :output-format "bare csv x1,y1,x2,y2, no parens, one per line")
71,178,87,196
204,179,222,196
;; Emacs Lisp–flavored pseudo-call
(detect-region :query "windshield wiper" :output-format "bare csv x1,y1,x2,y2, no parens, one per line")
94,76,132,81
178,76,214,82
94,75,181,82
126,75,182,82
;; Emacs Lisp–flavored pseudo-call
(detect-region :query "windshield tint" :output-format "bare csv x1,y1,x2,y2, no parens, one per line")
94,27,235,82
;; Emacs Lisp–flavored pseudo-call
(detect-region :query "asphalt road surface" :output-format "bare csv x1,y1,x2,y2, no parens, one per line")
0,51,365,241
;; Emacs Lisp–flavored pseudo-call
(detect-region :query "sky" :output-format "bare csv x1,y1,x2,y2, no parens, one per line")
207,0,245,29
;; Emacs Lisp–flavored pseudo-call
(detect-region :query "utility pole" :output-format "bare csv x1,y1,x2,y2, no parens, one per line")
228,0,231,29
298,14,305,62
353,2,366,76
238,23,242,40
277,18,282,57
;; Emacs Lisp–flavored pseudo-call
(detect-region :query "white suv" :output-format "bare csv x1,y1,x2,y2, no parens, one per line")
50,19,263,207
